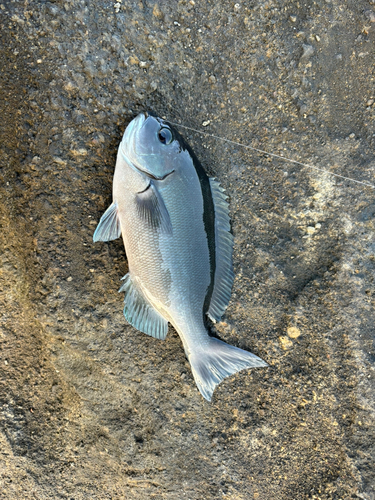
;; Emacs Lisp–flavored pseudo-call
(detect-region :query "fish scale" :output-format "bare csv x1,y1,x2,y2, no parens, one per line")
93,111,268,401
157,172,210,323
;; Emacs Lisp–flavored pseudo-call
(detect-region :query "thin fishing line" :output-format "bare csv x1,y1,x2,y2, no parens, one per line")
169,121,375,190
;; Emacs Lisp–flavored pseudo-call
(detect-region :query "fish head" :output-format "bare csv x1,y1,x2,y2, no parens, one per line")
120,112,183,180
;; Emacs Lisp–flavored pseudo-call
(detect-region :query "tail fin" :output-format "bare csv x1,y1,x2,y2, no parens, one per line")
188,337,268,401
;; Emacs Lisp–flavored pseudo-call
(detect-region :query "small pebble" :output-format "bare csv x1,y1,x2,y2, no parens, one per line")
364,10,375,22
153,4,163,18
301,44,314,59
70,148,88,156
287,327,301,339
53,157,66,165
279,336,293,350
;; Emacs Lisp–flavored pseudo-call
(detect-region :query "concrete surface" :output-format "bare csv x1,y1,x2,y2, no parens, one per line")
0,1,374,498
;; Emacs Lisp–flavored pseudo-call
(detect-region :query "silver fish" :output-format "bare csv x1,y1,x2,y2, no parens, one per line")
93,112,267,401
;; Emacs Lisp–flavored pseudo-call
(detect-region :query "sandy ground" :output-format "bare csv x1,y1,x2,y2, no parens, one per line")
0,1,374,498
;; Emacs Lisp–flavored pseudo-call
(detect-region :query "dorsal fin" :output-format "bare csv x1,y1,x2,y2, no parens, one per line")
207,178,234,323
119,274,168,340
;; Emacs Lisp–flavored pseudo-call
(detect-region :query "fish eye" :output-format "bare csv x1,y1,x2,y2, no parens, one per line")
157,127,173,145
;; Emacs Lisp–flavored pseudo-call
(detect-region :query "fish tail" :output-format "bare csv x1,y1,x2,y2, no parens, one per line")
188,337,268,401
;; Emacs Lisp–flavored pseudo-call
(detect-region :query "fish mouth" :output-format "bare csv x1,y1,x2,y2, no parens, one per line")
134,165,174,181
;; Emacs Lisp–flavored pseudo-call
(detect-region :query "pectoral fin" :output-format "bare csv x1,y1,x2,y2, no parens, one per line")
135,183,172,235
93,202,121,242
119,273,168,340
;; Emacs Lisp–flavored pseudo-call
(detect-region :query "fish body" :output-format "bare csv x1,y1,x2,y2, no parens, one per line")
94,112,267,401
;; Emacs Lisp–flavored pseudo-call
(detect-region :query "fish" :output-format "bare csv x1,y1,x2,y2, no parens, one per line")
93,111,268,401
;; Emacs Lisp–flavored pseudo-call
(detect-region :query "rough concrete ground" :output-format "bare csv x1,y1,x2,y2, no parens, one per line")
0,0,374,498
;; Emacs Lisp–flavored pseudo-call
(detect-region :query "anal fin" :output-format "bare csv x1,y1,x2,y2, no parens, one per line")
119,274,168,340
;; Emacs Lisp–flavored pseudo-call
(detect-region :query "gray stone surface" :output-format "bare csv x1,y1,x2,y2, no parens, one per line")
0,0,374,498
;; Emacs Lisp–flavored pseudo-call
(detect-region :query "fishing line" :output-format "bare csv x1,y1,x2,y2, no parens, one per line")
169,121,375,190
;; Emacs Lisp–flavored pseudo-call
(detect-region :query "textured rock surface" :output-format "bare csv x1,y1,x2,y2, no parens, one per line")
0,0,374,498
